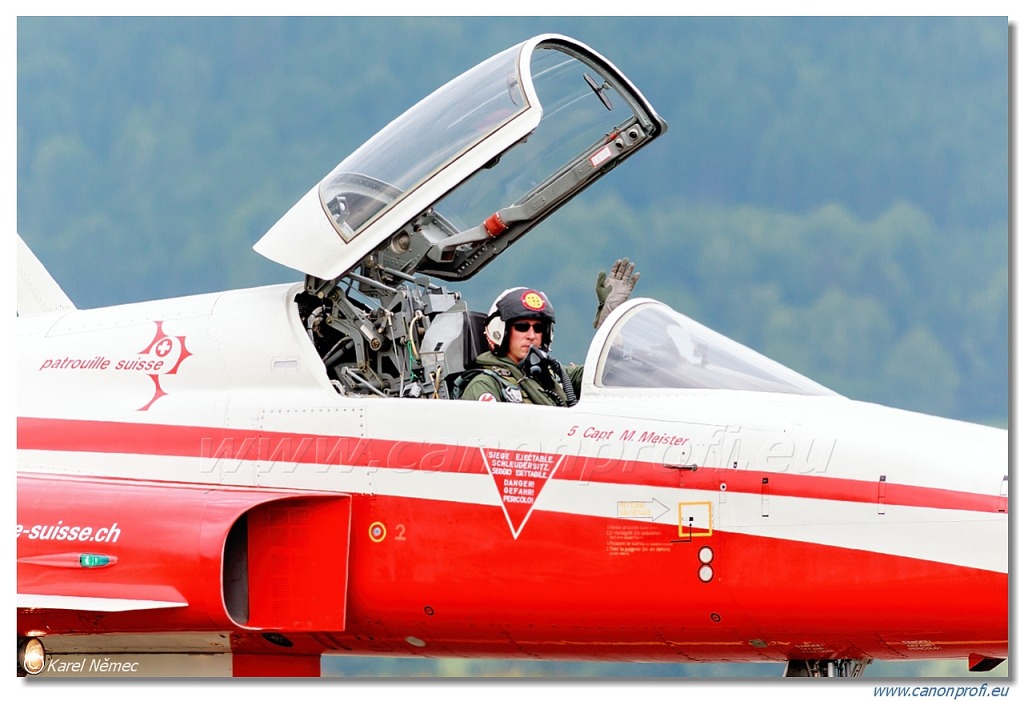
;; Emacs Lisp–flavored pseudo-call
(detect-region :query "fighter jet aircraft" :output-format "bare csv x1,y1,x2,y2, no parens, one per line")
16,33,1007,679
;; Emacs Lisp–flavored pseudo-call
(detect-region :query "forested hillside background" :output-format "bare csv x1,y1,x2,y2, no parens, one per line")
16,16,1009,679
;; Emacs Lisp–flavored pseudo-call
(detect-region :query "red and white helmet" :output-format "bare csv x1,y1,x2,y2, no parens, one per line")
484,287,555,353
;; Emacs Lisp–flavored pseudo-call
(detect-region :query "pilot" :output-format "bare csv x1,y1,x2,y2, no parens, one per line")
458,259,639,405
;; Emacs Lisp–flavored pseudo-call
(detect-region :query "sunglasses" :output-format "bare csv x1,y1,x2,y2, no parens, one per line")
511,321,548,333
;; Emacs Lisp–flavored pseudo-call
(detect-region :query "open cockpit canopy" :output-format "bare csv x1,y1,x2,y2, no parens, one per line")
254,34,665,284
256,35,666,400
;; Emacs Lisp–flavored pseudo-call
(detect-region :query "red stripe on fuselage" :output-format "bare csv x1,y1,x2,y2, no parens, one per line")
17,417,1002,513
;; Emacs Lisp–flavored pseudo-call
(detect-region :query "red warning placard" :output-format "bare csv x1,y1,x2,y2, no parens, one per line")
481,448,564,538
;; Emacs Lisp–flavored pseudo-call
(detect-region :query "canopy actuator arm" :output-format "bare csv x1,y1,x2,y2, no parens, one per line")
425,202,532,262
426,119,650,262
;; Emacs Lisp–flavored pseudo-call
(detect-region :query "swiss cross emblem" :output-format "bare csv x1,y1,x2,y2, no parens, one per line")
135,321,193,411
34,319,193,412
154,338,174,357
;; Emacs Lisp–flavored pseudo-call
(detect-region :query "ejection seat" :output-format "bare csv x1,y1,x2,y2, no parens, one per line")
418,303,489,399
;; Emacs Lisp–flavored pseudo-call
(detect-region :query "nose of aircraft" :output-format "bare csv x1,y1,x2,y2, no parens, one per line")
744,397,1009,667
810,398,1008,573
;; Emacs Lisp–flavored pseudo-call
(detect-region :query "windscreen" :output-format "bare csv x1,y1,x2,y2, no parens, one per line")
597,302,836,396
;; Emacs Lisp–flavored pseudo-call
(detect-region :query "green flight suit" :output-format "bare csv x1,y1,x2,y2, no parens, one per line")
459,351,584,406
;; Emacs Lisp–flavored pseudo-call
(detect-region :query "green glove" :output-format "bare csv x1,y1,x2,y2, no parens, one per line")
594,258,639,328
